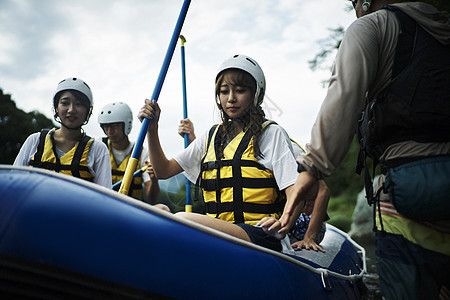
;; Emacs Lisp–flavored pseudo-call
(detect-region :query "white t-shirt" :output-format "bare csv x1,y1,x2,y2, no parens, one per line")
102,139,151,183
174,124,298,191
14,131,112,189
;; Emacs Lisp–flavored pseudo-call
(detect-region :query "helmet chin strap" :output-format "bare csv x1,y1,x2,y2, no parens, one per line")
229,117,244,123
59,121,83,131
222,112,247,132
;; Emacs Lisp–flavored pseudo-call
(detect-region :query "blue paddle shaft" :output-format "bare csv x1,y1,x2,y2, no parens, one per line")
119,0,191,195
131,0,191,162
180,45,190,149
180,39,191,207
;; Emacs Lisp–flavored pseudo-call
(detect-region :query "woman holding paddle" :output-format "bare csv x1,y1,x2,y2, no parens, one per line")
139,54,325,251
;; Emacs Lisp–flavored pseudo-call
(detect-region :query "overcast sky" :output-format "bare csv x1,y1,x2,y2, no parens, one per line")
1,0,356,158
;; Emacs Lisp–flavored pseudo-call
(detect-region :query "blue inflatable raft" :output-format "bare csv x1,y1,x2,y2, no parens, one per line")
0,166,366,299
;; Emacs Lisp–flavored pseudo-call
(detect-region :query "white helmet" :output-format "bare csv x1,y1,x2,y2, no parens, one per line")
53,77,93,107
216,54,266,106
53,77,93,125
98,102,133,135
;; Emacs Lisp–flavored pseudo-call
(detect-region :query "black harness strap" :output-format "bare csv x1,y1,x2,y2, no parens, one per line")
201,177,277,191
29,129,50,167
205,201,283,215
202,159,269,171
388,5,416,80
112,170,125,176
194,125,217,209
213,129,224,219
36,162,90,173
231,130,253,223
71,135,91,178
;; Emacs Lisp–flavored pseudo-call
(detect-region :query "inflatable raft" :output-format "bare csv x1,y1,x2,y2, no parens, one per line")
0,166,366,299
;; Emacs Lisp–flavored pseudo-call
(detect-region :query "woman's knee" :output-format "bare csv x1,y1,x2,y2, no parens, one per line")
175,211,195,220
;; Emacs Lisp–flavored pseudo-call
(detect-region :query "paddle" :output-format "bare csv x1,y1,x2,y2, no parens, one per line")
119,0,192,195
179,34,192,212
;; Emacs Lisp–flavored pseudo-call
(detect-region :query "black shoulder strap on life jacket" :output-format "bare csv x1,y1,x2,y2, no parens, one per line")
211,125,224,218
230,129,253,223
112,169,125,176
383,5,416,80
194,125,218,210
70,134,92,177
29,129,51,167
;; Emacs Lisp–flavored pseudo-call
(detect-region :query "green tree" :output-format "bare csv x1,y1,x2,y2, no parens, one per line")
308,27,344,71
0,88,55,164
324,138,368,231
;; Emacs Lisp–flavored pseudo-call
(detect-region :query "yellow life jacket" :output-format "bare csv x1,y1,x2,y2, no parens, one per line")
103,138,143,200
198,122,284,225
29,128,94,182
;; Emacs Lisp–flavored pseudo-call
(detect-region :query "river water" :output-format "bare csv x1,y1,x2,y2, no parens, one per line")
353,235,382,300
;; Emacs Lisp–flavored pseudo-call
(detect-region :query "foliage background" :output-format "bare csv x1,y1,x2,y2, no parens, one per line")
0,89,55,165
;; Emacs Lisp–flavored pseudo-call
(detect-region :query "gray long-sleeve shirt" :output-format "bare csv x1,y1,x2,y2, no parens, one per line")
298,2,450,179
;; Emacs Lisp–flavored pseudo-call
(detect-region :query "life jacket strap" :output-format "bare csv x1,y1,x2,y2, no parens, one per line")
205,201,283,216
201,177,278,191
29,129,51,167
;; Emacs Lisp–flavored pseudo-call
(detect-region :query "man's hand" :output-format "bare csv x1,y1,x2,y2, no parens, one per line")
138,99,160,133
144,160,158,181
280,171,319,228
178,118,196,144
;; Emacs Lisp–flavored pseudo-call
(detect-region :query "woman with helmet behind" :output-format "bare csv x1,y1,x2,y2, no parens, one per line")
138,55,328,252
14,77,112,188
98,102,160,204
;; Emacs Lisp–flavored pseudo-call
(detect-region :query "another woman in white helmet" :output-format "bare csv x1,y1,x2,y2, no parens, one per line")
138,55,322,252
13,77,112,188
98,101,160,203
